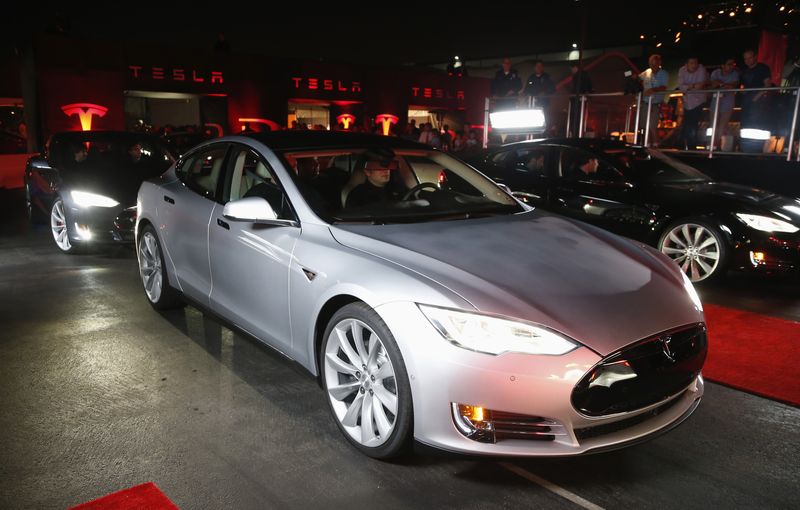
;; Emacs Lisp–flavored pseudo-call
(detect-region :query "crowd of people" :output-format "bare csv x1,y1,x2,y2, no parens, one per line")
490,50,800,151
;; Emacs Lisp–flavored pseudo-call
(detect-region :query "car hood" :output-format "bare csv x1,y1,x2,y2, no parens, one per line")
61,166,165,207
330,210,703,357
660,181,799,211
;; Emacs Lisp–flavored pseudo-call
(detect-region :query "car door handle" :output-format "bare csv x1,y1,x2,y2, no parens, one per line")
217,218,230,230
163,195,175,204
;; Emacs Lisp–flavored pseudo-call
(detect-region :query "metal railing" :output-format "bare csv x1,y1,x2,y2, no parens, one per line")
483,86,800,162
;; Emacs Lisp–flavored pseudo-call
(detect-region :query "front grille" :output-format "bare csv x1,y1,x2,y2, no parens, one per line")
492,411,566,442
573,392,683,441
571,324,706,417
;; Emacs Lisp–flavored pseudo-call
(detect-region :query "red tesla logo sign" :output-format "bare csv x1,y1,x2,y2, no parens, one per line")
337,114,356,129
411,87,465,100
291,77,361,93
128,66,223,84
61,103,108,131
375,114,398,136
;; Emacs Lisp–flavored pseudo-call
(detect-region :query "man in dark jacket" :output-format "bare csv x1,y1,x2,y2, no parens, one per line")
491,57,522,110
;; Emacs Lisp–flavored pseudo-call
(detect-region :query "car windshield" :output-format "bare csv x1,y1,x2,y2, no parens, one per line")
605,147,710,183
51,133,175,178
277,147,524,223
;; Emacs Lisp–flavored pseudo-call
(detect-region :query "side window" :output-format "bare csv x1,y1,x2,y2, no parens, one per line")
559,147,623,182
225,147,294,220
490,149,513,165
178,145,228,201
513,147,557,177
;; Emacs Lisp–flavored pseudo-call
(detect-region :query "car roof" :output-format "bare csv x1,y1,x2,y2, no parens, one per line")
497,138,643,152
244,131,431,151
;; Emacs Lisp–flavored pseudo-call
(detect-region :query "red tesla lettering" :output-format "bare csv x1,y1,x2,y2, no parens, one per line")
173,68,185,81
152,67,165,80
352,81,361,93
424,88,432,98
192,70,205,82
324,79,333,91
435,89,444,98
129,65,142,78
337,80,347,91
308,78,319,90
411,87,420,97
457,90,465,100
211,71,223,84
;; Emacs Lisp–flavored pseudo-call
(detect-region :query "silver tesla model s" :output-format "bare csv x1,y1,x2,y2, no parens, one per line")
135,131,707,459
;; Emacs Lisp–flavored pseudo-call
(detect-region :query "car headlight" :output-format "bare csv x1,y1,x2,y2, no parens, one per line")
71,190,120,208
735,213,798,233
418,304,578,356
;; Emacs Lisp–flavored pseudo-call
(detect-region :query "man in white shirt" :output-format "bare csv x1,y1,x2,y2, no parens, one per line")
639,54,669,147
678,56,708,150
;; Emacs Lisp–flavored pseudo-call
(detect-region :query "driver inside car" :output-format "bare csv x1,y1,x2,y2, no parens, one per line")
345,159,405,208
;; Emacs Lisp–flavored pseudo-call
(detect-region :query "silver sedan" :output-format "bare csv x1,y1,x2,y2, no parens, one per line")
135,131,707,459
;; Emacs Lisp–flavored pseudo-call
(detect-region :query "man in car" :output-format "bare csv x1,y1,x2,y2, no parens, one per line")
128,142,144,163
346,159,404,208
567,154,599,179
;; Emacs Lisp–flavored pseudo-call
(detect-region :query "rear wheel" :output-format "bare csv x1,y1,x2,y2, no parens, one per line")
137,224,184,309
322,303,412,459
658,219,729,283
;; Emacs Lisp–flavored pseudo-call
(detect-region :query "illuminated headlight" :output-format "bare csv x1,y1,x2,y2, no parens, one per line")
735,213,799,233
71,190,120,208
681,271,703,312
418,304,578,355
490,109,545,130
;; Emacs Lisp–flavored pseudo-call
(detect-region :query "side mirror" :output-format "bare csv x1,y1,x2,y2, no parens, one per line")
496,182,512,194
223,197,297,227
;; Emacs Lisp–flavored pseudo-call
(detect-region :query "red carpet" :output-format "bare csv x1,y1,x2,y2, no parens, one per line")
69,483,178,510
703,304,800,406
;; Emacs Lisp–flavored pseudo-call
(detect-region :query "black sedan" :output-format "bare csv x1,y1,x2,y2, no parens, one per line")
466,139,800,282
25,131,174,253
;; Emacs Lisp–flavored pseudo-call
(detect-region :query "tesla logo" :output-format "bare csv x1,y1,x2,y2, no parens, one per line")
411,87,465,100
375,114,398,136
337,114,355,129
61,103,108,131
660,335,677,363
129,66,223,84
291,77,361,93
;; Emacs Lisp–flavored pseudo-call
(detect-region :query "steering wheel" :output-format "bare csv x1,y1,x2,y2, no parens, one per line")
402,182,439,201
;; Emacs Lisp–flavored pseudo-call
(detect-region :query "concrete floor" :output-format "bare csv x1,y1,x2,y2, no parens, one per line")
1,192,798,509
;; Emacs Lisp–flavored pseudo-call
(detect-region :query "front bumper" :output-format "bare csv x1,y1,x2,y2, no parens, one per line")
731,231,800,275
376,302,704,457
65,201,137,244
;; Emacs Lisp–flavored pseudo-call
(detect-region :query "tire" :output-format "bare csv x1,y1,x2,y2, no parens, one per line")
321,302,413,459
50,196,81,253
658,218,729,283
137,224,184,309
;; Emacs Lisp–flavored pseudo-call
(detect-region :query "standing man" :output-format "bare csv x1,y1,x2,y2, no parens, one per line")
491,57,522,110
568,61,593,137
639,54,669,147
708,57,740,139
524,60,556,129
739,49,772,139
677,56,708,150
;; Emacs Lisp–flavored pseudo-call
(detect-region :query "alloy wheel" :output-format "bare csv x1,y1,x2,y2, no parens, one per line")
660,223,720,282
138,231,163,303
50,199,72,251
324,318,398,448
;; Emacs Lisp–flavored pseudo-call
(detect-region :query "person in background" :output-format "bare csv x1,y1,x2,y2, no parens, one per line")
568,62,593,137
453,130,466,152
440,124,453,152
739,49,772,136
708,57,740,138
491,57,522,109
639,54,669,147
524,60,556,106
418,123,434,145
677,56,708,150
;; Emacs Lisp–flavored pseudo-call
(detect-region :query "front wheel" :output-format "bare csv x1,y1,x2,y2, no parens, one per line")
50,197,79,253
137,225,184,309
658,219,729,283
322,303,413,459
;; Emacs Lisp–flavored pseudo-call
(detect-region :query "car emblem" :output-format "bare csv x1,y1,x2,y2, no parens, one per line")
660,335,676,363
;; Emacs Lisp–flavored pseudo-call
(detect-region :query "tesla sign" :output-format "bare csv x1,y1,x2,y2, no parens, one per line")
61,103,108,131
128,66,224,84
291,77,361,93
